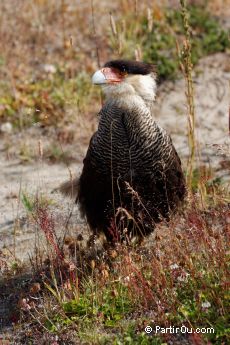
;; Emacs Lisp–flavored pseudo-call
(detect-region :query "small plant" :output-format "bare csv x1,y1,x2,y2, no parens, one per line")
45,143,75,164
0,70,97,129
141,4,230,81
21,192,55,213
178,0,196,190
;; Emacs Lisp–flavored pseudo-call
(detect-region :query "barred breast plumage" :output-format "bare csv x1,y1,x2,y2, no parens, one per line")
78,97,186,242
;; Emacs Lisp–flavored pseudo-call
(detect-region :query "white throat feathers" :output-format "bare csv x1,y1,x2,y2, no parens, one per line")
102,73,157,110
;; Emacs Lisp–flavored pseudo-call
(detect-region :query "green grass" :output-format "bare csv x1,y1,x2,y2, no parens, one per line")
21,191,55,213
108,3,229,81
17,189,229,344
0,70,97,128
141,5,230,81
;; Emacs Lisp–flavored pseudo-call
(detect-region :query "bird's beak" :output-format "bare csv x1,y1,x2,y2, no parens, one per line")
92,67,123,85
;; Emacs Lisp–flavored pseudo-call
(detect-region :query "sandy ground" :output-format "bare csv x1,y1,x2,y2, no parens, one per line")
0,52,229,263
155,53,230,162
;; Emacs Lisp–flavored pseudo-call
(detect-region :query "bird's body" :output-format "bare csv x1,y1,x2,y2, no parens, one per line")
77,60,186,242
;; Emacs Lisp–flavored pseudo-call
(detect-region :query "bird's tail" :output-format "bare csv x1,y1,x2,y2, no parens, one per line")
53,177,79,199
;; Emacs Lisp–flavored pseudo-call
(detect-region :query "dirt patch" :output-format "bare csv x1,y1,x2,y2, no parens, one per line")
154,53,230,164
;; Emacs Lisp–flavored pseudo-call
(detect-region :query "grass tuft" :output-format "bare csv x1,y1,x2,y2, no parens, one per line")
15,182,229,344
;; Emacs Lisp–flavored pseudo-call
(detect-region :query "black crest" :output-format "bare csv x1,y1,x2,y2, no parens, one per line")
104,60,155,75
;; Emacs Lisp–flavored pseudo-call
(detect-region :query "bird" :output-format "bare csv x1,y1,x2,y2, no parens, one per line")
61,60,186,243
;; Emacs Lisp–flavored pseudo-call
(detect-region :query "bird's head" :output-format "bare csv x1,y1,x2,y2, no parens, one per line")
92,60,157,108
